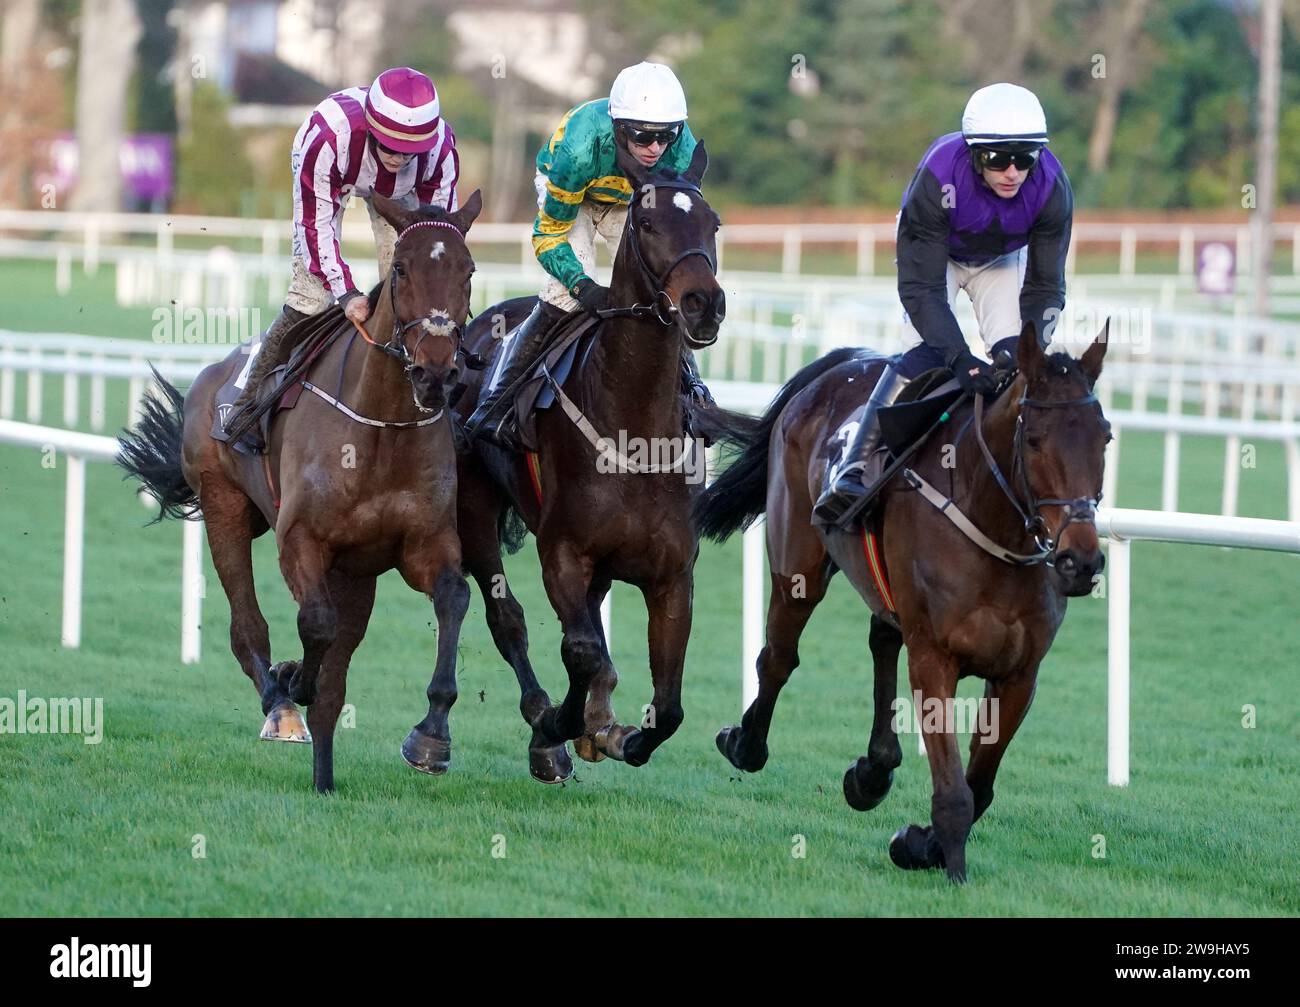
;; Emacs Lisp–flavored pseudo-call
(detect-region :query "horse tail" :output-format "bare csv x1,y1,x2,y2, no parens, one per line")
694,347,864,542
117,367,200,523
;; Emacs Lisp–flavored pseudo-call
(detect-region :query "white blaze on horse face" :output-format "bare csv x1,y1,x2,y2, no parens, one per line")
673,192,693,214
429,241,445,261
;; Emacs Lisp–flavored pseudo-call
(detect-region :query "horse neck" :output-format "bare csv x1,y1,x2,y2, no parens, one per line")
586,266,682,437
347,284,422,422
957,384,1031,548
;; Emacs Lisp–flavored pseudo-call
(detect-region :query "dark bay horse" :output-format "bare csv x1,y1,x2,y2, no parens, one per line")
695,324,1111,882
451,142,727,781
118,192,482,792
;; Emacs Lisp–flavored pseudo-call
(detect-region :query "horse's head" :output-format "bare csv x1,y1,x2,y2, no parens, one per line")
370,189,482,412
613,140,726,348
1013,320,1112,596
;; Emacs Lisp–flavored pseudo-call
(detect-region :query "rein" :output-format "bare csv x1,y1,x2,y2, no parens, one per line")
905,378,1103,567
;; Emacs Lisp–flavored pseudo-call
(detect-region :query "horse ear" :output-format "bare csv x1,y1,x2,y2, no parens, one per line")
1016,318,1044,376
1081,318,1109,387
615,139,648,193
370,192,414,234
684,140,708,187
449,189,483,234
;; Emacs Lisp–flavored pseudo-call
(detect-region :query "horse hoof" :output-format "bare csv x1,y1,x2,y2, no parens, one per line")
716,725,766,772
529,743,574,784
888,824,944,871
259,702,311,743
401,730,450,776
843,757,893,811
573,734,607,763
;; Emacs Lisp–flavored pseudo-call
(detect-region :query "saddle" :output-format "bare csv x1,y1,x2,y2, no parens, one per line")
482,310,603,454
822,366,963,524
211,324,342,455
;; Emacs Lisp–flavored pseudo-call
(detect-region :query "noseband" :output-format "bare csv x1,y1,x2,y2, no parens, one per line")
599,178,719,347
360,218,468,371
973,385,1104,557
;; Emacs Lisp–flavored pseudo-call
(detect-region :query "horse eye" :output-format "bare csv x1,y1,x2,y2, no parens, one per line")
392,262,406,277
1025,435,1043,452
639,217,653,232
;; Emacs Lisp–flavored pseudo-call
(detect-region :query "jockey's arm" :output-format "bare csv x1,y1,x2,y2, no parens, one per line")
294,124,363,308
1019,169,1074,347
896,173,968,364
531,141,594,299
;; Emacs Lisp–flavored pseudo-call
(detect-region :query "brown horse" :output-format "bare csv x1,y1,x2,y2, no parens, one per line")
695,323,1110,882
118,192,482,792
450,142,727,781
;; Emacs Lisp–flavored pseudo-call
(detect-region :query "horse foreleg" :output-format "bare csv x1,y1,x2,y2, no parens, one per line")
308,571,376,793
574,572,619,764
965,672,1038,824
844,614,905,810
537,546,601,746
616,573,694,767
400,538,470,776
277,527,336,708
889,643,973,884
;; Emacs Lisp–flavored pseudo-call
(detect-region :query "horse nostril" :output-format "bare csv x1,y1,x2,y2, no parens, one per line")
446,367,460,387
1056,553,1078,575
711,290,727,320
681,291,708,319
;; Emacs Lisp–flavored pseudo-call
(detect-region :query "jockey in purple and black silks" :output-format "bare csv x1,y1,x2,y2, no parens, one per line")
814,82,1074,526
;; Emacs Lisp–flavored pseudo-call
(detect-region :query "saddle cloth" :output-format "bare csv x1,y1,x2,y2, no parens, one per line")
822,365,963,523
210,326,341,455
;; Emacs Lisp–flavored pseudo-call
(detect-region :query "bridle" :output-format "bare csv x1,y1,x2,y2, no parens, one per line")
598,177,720,348
356,218,470,372
972,380,1106,559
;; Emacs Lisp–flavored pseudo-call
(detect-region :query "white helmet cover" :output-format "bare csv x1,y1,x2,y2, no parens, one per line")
962,83,1049,146
608,62,689,124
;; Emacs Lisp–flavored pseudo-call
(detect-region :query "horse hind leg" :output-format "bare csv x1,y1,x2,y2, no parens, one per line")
307,571,376,793
461,493,572,784
199,471,306,742
843,614,905,811
717,545,830,774
277,528,337,709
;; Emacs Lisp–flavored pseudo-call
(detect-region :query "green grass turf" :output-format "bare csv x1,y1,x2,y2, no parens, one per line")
1,259,1297,917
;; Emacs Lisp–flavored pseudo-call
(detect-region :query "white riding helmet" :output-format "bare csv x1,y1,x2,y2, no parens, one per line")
608,62,689,125
961,83,1049,147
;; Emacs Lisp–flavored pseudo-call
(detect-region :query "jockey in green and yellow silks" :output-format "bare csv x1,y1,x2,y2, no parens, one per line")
466,62,713,448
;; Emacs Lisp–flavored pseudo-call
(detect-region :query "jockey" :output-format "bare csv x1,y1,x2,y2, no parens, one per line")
225,66,459,434
465,61,713,447
813,82,1074,526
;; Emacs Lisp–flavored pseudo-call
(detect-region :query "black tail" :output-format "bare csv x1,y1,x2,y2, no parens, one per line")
694,347,865,542
117,367,200,522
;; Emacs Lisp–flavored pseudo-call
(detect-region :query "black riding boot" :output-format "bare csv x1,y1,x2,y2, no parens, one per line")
223,304,309,446
226,305,308,416
811,363,910,528
465,300,567,448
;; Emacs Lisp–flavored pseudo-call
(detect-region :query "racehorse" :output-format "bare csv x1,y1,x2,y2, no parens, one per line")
118,192,482,793
694,323,1110,882
451,142,728,782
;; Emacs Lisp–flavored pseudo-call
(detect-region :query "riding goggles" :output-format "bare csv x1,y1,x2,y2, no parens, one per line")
621,122,682,147
975,147,1040,172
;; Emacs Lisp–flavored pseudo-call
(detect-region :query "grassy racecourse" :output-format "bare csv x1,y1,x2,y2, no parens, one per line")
0,259,1297,916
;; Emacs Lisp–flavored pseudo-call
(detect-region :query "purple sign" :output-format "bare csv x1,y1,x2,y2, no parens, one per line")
1195,241,1235,297
35,133,173,206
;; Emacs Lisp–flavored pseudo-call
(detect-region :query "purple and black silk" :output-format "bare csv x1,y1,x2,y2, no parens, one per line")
895,131,1073,362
